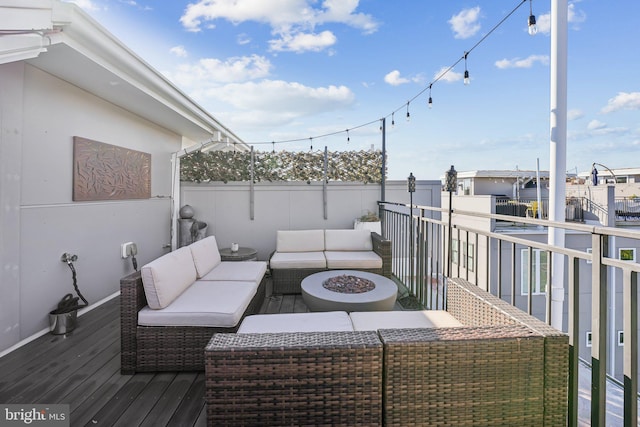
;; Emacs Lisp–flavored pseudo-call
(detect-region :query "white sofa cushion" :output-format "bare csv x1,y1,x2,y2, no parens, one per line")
349,310,463,331
188,236,222,279
325,229,373,251
140,247,197,310
137,280,258,327
199,260,267,283
324,251,382,270
269,251,327,269
276,229,325,252
237,311,354,333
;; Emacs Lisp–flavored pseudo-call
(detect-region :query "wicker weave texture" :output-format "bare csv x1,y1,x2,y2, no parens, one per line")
380,327,544,427
120,271,266,373
205,331,383,426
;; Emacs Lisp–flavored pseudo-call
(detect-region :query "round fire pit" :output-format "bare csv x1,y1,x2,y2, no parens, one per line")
301,270,397,312
323,274,376,294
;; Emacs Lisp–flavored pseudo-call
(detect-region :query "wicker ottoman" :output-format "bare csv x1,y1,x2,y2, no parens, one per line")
205,331,383,426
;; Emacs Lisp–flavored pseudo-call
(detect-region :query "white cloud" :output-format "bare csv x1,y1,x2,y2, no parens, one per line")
237,33,252,45
269,30,337,53
495,55,549,69
587,120,606,130
448,7,481,39
179,0,379,46
384,70,409,86
433,66,463,83
203,80,356,129
167,54,272,86
568,109,584,121
601,92,640,114
170,45,188,58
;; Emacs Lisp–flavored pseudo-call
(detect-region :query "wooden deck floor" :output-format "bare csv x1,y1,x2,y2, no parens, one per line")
0,288,313,427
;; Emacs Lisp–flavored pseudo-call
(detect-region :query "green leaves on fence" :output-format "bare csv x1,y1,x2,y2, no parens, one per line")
180,150,384,183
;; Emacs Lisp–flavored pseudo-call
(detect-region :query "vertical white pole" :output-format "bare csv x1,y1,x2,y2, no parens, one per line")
548,0,568,331
170,152,180,251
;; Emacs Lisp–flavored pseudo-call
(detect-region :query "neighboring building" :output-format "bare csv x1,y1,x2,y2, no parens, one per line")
443,169,640,382
0,0,246,353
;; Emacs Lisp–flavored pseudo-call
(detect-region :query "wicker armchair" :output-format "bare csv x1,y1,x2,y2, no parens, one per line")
120,271,266,373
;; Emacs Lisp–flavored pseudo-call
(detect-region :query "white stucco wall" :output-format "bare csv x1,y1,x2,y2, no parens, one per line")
181,180,441,261
0,63,181,352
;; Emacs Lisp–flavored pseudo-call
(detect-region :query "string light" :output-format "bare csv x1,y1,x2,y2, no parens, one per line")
528,0,538,35
309,137,313,151
241,0,528,148
463,52,470,85
346,129,350,142
272,141,275,153
406,102,411,122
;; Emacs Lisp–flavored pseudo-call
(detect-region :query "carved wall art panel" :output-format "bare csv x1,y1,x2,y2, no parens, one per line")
73,137,151,201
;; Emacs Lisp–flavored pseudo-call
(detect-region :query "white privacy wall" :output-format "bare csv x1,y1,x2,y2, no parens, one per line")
181,180,441,261
0,63,179,352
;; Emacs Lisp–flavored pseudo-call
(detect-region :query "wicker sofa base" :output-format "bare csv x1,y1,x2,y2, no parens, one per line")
120,271,267,373
203,278,569,426
205,331,383,426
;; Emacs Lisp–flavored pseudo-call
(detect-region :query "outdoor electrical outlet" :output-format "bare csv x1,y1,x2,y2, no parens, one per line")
121,242,136,259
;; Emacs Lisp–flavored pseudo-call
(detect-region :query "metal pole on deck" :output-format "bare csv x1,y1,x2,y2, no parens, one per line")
548,0,567,331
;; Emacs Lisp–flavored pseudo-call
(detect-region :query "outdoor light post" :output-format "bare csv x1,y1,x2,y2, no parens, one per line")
408,173,416,287
445,165,457,278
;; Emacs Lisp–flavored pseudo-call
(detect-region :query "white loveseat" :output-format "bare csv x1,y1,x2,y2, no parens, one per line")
269,229,391,294
120,236,267,373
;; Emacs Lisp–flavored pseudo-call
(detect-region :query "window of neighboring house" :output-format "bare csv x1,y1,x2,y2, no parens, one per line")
619,248,636,262
452,239,459,265
586,331,592,348
462,242,475,272
521,248,548,295
618,331,624,347
586,247,592,264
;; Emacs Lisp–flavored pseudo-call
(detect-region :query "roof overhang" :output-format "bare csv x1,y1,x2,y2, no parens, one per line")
0,0,247,151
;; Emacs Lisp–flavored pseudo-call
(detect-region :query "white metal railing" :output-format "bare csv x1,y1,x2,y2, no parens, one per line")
379,199,640,426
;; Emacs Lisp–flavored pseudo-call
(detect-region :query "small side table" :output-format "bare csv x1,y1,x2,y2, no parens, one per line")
220,247,257,261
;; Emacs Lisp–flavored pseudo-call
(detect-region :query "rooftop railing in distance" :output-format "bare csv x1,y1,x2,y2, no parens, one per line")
378,199,640,427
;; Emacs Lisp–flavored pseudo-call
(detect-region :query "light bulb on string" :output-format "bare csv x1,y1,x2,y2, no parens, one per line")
428,84,433,109
406,102,411,122
528,0,538,35
463,52,470,85
272,141,275,153
346,129,350,143
391,112,395,128
309,137,313,151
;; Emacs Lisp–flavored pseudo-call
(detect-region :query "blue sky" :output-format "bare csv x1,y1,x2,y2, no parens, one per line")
67,0,639,180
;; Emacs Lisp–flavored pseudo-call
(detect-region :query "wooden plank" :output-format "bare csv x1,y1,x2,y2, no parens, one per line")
0,298,118,371
293,294,310,313
168,373,206,425
37,335,120,404
279,294,296,313
111,373,177,427
262,294,283,314
1,317,120,402
139,373,198,427
78,373,156,425
194,405,207,427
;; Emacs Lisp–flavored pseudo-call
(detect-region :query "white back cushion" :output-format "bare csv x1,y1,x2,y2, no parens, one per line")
276,229,325,252
141,247,197,309
189,236,222,279
325,229,373,251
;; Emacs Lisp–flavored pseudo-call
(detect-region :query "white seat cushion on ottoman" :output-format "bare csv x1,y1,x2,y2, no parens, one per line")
349,310,463,331
237,311,354,333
